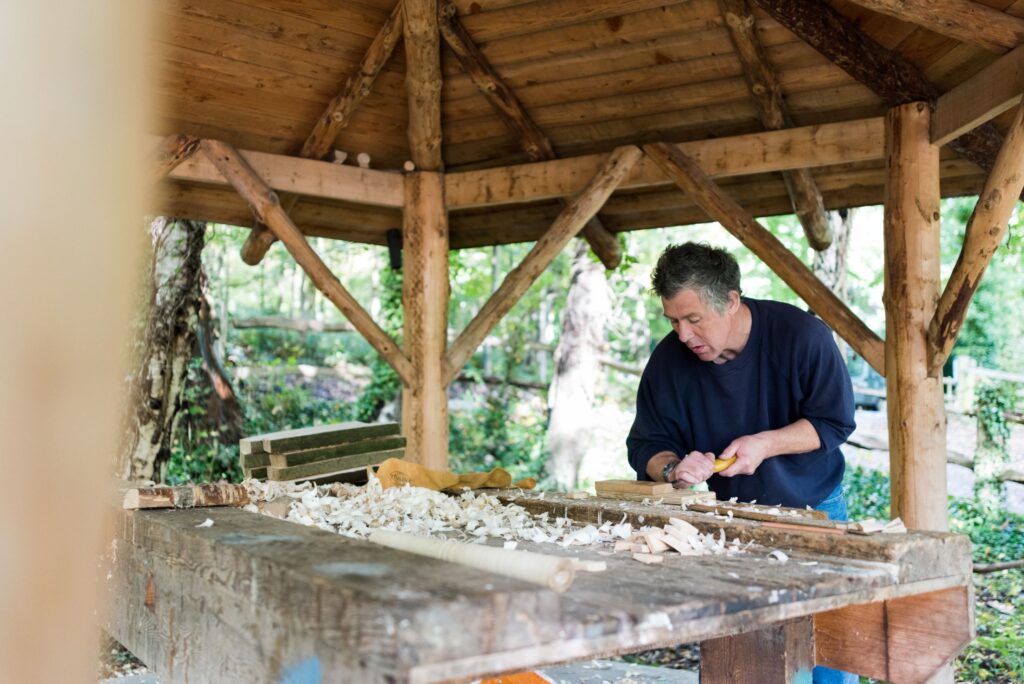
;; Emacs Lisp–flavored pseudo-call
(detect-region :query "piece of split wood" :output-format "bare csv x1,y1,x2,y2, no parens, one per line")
565,491,590,499
661,535,701,555
613,541,633,552
573,559,608,572
662,525,696,545
667,518,701,536
632,553,664,565
643,533,669,554
883,518,907,534
848,519,887,535
630,543,650,553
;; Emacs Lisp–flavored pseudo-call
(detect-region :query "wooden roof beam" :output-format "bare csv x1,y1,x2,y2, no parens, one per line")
163,142,404,208
841,0,1024,54
750,0,1005,175
437,0,622,268
151,134,199,183
444,146,642,384
404,0,443,170
932,45,1024,146
241,0,405,265
643,142,885,375
718,0,832,251
446,118,885,210
199,139,414,385
929,100,1024,374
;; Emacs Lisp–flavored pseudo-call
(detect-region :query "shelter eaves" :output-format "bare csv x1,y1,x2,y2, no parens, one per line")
153,0,1022,247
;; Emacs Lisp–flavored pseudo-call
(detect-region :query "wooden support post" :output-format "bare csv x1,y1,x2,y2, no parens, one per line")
444,145,642,384
815,586,974,683
240,1,406,265
717,0,832,251
200,139,414,385
884,103,947,531
929,100,1024,374
402,172,450,470
437,0,623,268
700,617,815,684
404,0,443,171
643,142,886,375
151,133,199,183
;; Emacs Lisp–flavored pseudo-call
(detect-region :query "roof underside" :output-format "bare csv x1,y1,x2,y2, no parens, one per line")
154,0,1020,246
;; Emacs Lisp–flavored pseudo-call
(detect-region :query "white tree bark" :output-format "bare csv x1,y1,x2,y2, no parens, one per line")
117,217,205,481
547,243,612,489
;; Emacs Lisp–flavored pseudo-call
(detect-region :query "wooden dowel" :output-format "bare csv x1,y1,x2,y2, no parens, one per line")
200,139,414,385
643,141,886,375
444,145,642,383
368,529,575,592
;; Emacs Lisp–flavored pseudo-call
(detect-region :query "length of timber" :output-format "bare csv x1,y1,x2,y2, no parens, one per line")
447,118,883,210
106,493,971,683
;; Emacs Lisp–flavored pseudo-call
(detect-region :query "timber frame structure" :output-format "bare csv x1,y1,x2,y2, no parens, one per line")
152,0,1024,534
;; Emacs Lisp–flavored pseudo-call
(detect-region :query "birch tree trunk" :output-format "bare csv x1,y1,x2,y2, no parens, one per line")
547,243,612,489
812,209,853,358
117,217,205,480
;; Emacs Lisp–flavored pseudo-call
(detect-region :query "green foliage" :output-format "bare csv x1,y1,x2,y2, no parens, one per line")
448,387,547,484
353,267,403,422
977,383,1014,450
843,465,891,521
164,358,243,485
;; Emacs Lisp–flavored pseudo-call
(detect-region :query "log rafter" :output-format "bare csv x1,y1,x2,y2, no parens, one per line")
842,0,1024,54
152,134,200,183
929,99,1024,374
750,0,1005,175
199,139,414,385
717,0,832,251
241,0,405,265
437,0,622,268
444,145,643,384
643,142,886,375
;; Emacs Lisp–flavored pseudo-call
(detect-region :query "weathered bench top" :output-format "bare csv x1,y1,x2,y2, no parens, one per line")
105,490,972,683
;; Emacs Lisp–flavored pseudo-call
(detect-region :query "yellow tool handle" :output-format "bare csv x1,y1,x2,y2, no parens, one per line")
712,456,737,473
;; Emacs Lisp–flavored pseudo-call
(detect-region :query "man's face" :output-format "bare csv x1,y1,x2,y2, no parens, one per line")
662,288,738,363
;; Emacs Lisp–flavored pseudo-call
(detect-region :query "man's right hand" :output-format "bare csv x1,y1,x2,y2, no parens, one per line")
673,451,717,486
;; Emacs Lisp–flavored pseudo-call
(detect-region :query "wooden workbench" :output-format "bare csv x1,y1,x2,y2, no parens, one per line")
104,490,974,683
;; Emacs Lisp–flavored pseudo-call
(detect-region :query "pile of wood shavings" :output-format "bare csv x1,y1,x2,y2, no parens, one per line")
242,478,746,558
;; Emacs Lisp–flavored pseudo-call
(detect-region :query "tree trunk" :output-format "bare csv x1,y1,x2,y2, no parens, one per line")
194,293,244,445
546,243,612,489
812,209,853,358
117,218,206,481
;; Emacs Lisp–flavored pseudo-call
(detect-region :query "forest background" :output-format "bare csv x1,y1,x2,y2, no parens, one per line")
124,199,1023,682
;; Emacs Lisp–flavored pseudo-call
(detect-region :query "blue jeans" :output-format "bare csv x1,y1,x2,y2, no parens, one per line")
812,482,858,684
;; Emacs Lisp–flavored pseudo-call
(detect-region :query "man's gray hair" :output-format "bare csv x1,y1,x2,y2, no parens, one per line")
651,242,741,312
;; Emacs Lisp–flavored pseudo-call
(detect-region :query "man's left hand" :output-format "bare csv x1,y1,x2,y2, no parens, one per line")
717,433,771,477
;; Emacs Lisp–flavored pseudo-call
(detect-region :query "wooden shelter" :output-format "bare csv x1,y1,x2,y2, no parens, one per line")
142,2,1024,676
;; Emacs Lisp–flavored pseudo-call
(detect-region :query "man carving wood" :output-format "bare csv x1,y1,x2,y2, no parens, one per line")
626,242,858,682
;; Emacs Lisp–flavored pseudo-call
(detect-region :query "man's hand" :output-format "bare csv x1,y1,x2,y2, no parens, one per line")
717,433,772,477
673,450,717,486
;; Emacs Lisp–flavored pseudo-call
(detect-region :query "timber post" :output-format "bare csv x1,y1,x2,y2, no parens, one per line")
401,172,450,470
883,102,948,531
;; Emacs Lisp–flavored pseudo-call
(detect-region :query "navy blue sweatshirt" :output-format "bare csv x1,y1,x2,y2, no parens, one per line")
626,298,856,508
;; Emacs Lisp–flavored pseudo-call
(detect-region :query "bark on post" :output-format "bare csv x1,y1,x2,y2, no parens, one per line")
547,242,612,489
401,172,450,470
404,0,443,170
883,102,948,531
118,218,206,481
151,134,200,184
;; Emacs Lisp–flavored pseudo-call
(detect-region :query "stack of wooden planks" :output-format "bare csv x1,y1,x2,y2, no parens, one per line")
239,421,405,483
